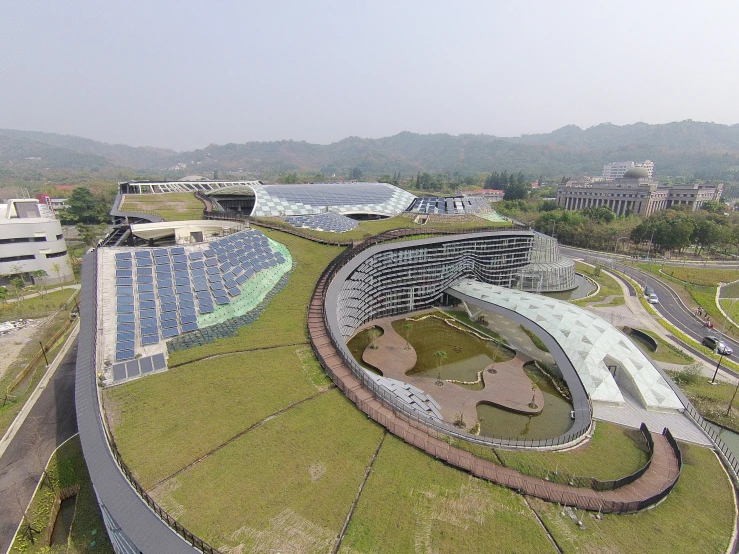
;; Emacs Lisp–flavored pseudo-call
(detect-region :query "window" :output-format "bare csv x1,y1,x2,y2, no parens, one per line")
46,250,67,259
0,254,35,262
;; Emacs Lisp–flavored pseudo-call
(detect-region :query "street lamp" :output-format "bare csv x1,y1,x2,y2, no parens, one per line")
711,351,726,384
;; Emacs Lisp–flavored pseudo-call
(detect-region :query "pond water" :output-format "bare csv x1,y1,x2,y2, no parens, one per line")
541,273,596,301
392,317,514,382
50,495,77,547
346,327,383,374
477,365,574,440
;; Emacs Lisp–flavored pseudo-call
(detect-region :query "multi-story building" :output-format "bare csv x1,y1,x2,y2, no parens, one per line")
0,199,74,284
557,168,723,216
602,160,654,179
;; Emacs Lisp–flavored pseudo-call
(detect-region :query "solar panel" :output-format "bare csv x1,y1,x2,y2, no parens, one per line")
161,312,178,324
136,275,154,284
116,349,135,362
161,318,178,329
162,327,179,338
138,283,155,293
175,284,192,294
171,247,185,255
214,296,230,305
216,254,228,263
203,249,216,258
210,282,225,291
235,274,248,284
117,313,135,323
189,260,205,270
116,304,134,314
141,334,160,346
157,279,174,288
117,331,135,342
198,304,214,314
117,339,135,350
155,257,171,266
220,262,232,272
161,302,178,313
134,250,151,258
135,258,153,267
174,263,188,271
116,277,133,286
153,248,169,257
115,252,132,260
205,258,218,267
140,300,157,310
194,282,209,292
137,266,153,275
117,295,135,305
227,287,241,297
116,261,133,270
140,308,157,319
181,322,199,333
188,251,204,260
177,292,195,302
173,254,187,264
179,299,195,309
116,269,133,278
139,292,156,302
180,307,197,318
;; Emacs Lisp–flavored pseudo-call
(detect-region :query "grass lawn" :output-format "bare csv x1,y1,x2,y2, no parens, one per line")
658,266,739,287
153,390,385,553
0,288,77,321
721,281,739,298
720,298,739,324
633,328,694,365
104,345,330,489
572,262,623,306
492,422,649,483
667,369,739,433
339,434,555,554
256,213,509,243
529,443,734,554
10,435,113,553
167,231,343,366
121,192,205,221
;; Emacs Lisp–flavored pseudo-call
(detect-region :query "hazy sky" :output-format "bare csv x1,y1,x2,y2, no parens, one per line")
2,1,738,151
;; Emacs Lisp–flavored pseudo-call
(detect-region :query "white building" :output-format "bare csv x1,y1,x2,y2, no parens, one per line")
602,160,654,180
0,199,74,284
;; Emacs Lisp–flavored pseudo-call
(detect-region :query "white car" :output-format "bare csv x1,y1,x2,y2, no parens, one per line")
647,293,659,304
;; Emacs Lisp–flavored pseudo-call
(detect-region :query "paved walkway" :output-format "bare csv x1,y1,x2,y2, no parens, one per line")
360,317,543,424
310,274,682,513
4,284,80,304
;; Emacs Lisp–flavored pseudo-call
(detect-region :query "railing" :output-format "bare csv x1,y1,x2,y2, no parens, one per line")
684,403,739,484
89,253,221,553
310,230,593,450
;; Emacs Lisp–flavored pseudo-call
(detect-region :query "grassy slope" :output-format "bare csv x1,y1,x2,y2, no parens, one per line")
659,266,739,287
530,444,734,554
339,435,555,554
573,262,623,306
635,328,694,364
121,192,205,221
0,288,76,321
10,436,113,553
104,346,328,489
155,391,385,552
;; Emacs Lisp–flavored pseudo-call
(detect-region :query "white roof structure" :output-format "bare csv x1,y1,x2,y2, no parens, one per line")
450,279,683,412
208,182,416,218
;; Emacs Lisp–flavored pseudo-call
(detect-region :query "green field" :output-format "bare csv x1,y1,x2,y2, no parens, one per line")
530,444,734,554
154,391,384,551
104,345,331,488
632,328,694,365
121,192,205,221
573,262,623,306
0,288,77,321
10,436,112,553
339,435,555,554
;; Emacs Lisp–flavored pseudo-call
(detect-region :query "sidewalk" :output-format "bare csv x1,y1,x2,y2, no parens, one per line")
3,283,80,304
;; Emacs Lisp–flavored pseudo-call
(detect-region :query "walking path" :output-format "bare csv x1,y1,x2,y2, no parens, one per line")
309,273,682,513
4,284,80,304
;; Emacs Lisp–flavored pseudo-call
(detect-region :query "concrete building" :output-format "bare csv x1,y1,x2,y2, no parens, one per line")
557,168,723,216
602,160,654,179
0,199,74,284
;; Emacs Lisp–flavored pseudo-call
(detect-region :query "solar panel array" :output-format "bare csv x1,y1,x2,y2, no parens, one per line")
407,196,491,215
284,212,359,233
113,229,286,362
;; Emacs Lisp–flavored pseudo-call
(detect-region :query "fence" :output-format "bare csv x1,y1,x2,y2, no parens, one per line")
88,254,222,553
684,403,739,483
310,230,592,450
5,312,78,398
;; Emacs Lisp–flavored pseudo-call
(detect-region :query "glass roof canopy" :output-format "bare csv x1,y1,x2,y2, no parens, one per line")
208,182,416,217
449,279,684,412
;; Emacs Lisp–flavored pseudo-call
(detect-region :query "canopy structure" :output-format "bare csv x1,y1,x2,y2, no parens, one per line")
448,279,684,412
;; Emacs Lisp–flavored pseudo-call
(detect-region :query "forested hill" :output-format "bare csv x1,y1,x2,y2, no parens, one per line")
2,120,739,178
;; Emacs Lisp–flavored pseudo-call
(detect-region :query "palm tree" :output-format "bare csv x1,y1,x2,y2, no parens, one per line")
434,350,447,370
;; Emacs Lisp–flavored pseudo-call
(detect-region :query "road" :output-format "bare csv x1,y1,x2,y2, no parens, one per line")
0,340,78,553
562,246,739,376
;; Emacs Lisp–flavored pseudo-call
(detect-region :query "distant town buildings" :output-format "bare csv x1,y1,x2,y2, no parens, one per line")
464,189,504,203
557,166,723,216
602,160,654,179
36,193,68,214
0,199,74,284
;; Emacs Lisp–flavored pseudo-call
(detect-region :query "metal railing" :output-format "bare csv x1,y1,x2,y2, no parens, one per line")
89,253,221,553
311,230,592,450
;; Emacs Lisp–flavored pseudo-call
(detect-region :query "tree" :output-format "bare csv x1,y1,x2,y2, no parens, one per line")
503,182,530,201
0,287,7,304
51,263,62,289
434,350,447,371
402,322,413,350
31,270,48,295
10,277,25,301
60,186,109,224
700,200,725,214
349,167,363,180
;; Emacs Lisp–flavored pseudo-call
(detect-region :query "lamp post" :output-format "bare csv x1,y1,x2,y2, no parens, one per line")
711,352,725,384
726,378,739,416
39,341,48,366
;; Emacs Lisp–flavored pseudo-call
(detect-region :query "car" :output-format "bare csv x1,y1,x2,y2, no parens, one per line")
702,335,734,356
647,293,659,304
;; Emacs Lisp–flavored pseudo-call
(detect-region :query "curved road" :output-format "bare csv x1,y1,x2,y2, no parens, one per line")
562,246,739,377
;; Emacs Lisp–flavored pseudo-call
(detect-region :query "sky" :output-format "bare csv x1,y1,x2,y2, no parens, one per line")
2,0,739,151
